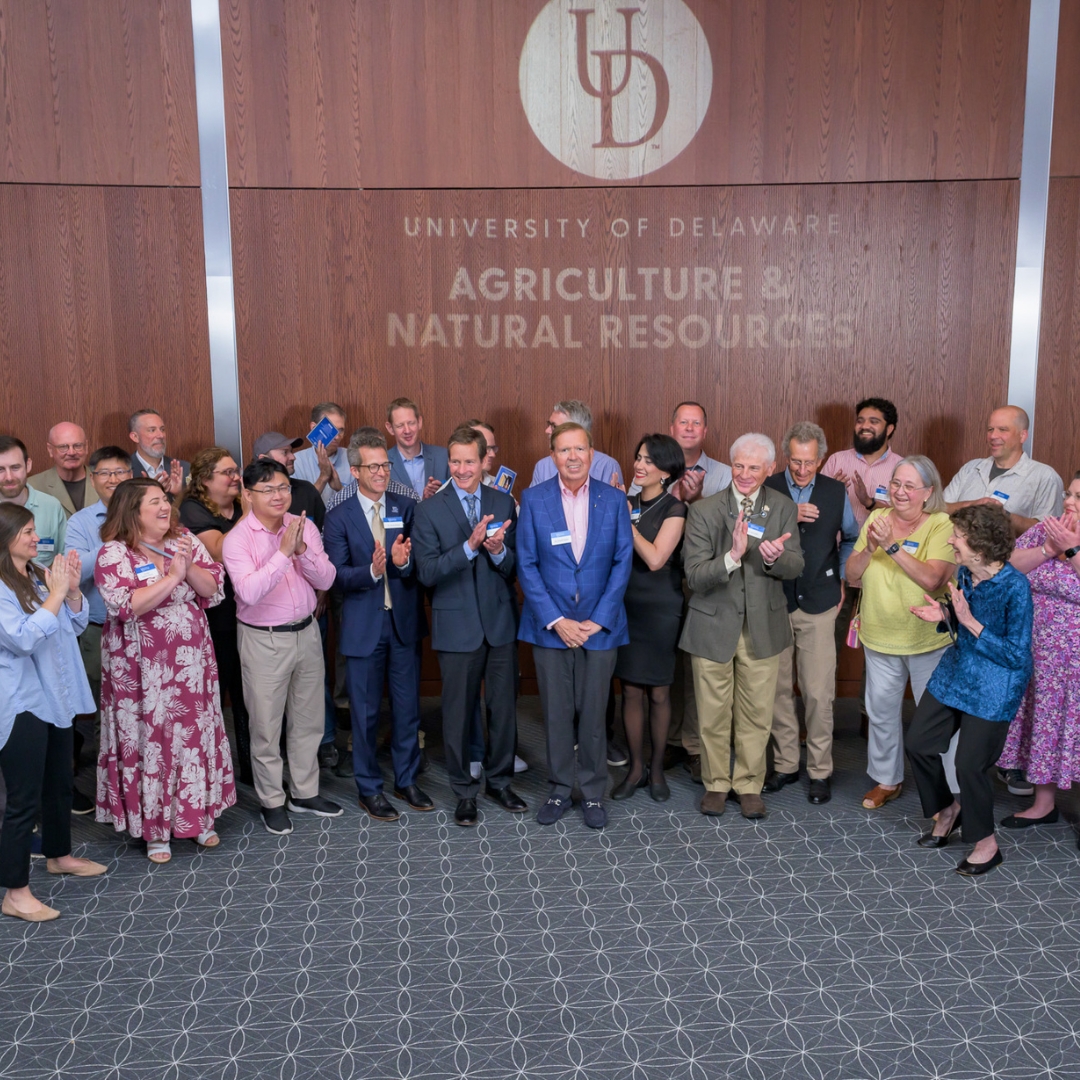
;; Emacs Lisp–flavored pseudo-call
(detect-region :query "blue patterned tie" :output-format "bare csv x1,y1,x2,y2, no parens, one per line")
465,494,479,526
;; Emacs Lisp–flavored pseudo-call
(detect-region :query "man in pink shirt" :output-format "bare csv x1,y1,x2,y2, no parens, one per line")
821,398,900,528
222,459,342,835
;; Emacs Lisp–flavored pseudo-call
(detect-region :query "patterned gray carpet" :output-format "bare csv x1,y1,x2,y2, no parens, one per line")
1,698,1079,1080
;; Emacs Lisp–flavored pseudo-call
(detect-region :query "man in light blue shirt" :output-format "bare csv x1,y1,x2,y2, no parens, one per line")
529,399,622,487
293,402,352,507
0,437,66,568
384,397,450,499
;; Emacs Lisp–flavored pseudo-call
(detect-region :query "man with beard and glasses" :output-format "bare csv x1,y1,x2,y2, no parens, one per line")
822,398,901,528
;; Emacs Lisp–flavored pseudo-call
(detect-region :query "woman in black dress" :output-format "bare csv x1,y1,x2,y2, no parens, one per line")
613,434,687,802
179,447,253,785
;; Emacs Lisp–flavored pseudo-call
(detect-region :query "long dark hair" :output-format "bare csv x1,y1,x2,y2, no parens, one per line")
101,478,180,548
185,446,240,517
0,503,45,614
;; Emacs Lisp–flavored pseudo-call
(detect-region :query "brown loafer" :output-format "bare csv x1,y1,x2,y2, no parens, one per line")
686,754,703,783
862,784,902,809
700,790,728,816
739,793,767,820
46,858,107,877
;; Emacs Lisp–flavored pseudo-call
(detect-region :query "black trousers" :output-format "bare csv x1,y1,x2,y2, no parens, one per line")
439,641,517,798
207,600,252,785
0,712,73,889
906,691,1010,845
533,646,617,801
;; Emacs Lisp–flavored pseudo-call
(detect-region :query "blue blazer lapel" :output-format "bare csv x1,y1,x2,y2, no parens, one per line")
422,443,435,485
443,485,473,540
387,445,409,491
542,482,579,566
581,484,607,566
346,495,375,551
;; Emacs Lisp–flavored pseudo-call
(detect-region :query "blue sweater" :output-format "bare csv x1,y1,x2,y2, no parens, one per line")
927,563,1033,722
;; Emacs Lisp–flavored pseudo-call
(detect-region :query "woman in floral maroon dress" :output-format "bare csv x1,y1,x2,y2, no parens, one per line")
95,479,236,862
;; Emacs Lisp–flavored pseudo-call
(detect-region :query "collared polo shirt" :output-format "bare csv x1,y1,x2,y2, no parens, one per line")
943,453,1063,520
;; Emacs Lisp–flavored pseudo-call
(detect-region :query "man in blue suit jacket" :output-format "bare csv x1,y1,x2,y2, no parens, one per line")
413,427,527,826
323,430,431,822
518,422,633,829
385,397,450,500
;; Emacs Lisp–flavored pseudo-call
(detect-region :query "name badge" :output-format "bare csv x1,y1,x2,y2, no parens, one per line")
902,540,920,554
991,490,1010,504
747,522,766,540
383,516,404,529
36,538,55,554
134,562,159,583
486,522,502,537
551,530,572,546
826,568,834,577
630,509,641,524
874,485,889,501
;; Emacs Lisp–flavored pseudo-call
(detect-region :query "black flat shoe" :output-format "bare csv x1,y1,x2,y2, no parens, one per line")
454,798,478,826
918,811,962,848
1000,808,1059,829
956,850,1003,876
394,785,435,811
807,778,832,804
763,770,800,793
611,770,648,800
358,792,399,822
649,777,671,802
485,786,527,813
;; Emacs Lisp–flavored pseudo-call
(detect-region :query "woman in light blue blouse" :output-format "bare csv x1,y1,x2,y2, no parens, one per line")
906,504,1033,877
0,504,106,922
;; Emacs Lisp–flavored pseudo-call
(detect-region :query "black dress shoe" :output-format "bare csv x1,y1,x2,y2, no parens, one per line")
956,849,1003,876
1000,808,1059,829
917,812,961,848
334,754,354,779
455,798,478,826
394,785,435,811
485,786,527,813
417,748,429,774
807,778,831,804
358,792,400,822
763,770,800,793
649,776,671,802
611,770,648,800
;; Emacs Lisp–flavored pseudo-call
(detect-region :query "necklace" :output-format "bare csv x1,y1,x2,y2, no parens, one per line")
636,491,672,521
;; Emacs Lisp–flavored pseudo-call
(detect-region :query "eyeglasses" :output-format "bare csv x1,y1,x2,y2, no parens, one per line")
485,445,500,456
51,443,87,453
249,484,291,496
1064,490,1080,500
213,468,240,478
889,480,929,494
356,463,392,474
92,468,132,480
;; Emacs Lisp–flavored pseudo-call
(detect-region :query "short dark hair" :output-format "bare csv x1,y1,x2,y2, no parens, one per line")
463,418,493,434
634,434,687,490
310,401,345,424
856,397,898,430
448,426,487,459
949,503,1015,566
671,401,708,425
549,421,592,451
88,446,132,471
242,459,290,489
0,436,28,463
128,409,162,433
387,397,420,422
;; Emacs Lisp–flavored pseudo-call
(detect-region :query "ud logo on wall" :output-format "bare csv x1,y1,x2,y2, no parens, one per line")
519,0,712,179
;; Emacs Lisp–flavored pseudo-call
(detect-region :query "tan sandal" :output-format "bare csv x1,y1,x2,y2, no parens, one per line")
862,784,902,809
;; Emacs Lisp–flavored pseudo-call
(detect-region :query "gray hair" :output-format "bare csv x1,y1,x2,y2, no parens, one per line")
783,421,827,460
730,432,776,464
128,409,161,433
893,454,947,513
346,426,386,468
552,400,592,431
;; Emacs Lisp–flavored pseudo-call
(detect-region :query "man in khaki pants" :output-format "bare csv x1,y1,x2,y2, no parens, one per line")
763,423,861,805
680,434,803,820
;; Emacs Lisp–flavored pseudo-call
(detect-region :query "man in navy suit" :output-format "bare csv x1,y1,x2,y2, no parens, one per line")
518,422,633,829
413,427,527,825
385,397,450,500
323,430,432,821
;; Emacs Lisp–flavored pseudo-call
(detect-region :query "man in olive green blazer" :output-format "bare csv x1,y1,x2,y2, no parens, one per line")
680,433,804,820
27,422,96,518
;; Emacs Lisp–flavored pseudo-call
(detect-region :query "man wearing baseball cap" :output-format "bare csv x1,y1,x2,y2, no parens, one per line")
252,432,325,529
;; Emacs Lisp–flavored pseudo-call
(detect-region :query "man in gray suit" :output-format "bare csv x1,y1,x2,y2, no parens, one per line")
680,433,804,820
412,426,526,826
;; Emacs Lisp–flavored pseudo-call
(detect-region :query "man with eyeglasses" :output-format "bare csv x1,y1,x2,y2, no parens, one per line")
223,459,343,835
63,445,134,813
324,429,432,822
28,422,96,517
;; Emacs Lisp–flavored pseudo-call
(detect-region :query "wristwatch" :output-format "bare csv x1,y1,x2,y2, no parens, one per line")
885,542,901,556
1065,545,1080,560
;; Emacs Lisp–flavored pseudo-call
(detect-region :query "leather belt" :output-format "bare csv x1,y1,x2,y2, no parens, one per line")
239,615,313,633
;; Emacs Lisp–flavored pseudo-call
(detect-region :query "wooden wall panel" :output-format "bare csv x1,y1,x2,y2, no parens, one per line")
222,0,1027,189
0,0,199,186
231,182,1017,490
1052,0,1080,177
1035,178,1080,481
0,186,214,465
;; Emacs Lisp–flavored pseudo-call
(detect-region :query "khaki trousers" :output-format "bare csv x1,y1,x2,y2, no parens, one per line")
771,607,838,779
692,627,780,794
238,620,324,808
667,649,701,754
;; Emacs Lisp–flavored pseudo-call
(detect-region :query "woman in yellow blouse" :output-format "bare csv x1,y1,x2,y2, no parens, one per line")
845,456,955,809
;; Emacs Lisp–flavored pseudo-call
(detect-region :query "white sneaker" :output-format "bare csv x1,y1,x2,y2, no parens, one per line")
469,761,483,780
514,755,528,774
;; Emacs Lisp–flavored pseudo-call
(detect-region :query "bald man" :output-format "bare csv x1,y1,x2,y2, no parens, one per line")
28,422,96,518
944,406,1063,535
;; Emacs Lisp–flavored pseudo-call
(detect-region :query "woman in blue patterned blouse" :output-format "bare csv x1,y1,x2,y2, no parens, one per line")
905,503,1033,877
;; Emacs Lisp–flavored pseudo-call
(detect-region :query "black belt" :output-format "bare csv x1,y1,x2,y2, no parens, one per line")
239,615,313,633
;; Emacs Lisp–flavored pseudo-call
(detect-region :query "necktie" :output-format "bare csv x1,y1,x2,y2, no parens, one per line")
370,503,392,609
741,495,753,517
465,493,479,527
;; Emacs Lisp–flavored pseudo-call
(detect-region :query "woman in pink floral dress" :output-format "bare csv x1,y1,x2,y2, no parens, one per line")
95,479,236,862
997,471,1080,836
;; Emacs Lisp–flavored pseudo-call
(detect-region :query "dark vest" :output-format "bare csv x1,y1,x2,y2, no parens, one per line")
764,472,847,614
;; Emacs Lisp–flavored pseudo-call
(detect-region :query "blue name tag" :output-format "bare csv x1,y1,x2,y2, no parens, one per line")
630,509,641,523
307,416,340,448
384,516,404,529
747,522,766,540
902,540,920,554
134,562,159,583
551,530,572,546
36,538,55,553
874,485,889,501
486,522,503,537
991,490,1010,504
